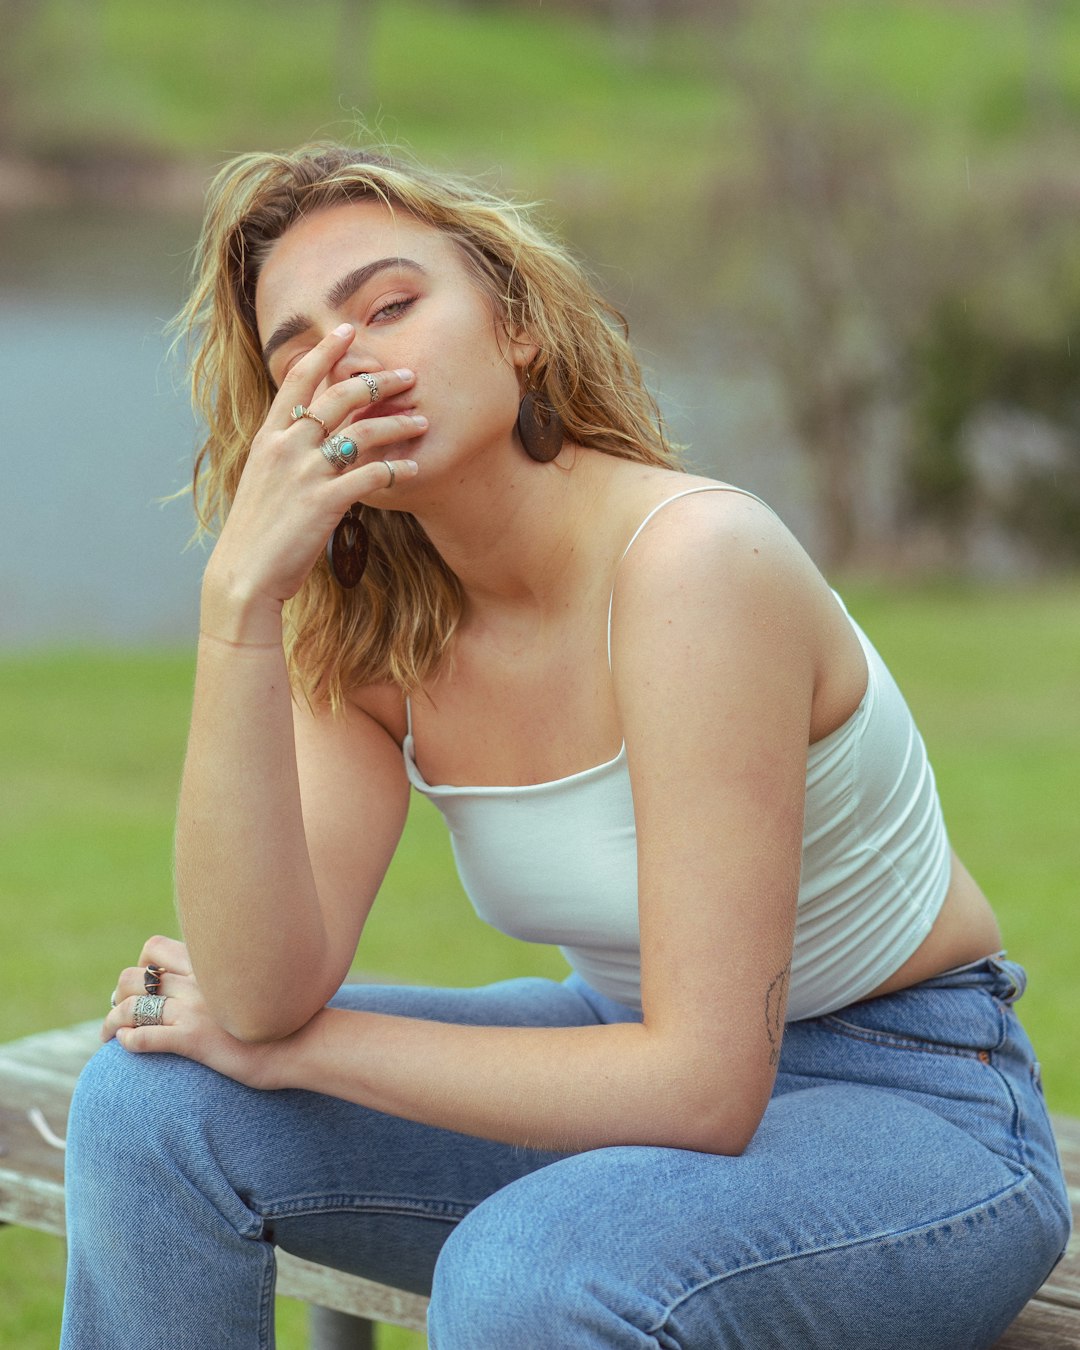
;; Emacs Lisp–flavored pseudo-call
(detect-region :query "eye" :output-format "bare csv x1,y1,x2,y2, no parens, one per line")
370,295,417,324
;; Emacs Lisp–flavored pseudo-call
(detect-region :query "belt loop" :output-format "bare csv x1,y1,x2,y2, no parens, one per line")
988,954,1024,1004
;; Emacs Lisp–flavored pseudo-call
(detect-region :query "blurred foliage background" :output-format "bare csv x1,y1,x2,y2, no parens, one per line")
1,2,1078,1346
4,0,1080,569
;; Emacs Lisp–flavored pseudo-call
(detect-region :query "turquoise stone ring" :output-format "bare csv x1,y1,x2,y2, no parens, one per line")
320,433,360,472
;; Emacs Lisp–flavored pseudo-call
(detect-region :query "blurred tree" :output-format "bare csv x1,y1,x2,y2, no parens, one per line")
705,0,1080,570
336,0,372,112
0,0,41,150
610,0,657,64
708,2,942,567
907,297,1080,566
905,299,986,559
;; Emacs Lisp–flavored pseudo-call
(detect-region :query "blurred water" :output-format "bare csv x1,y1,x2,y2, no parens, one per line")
0,207,205,647
0,295,205,646
0,209,811,649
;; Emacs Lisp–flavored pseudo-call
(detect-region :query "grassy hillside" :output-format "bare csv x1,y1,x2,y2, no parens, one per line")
9,0,1078,192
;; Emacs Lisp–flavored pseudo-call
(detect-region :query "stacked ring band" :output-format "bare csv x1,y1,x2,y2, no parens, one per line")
291,404,329,436
320,434,359,472
356,373,380,404
144,963,164,995
133,994,167,1027
382,461,396,489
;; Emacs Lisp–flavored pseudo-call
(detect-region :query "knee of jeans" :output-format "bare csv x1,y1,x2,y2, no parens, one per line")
429,1205,554,1347
68,1039,223,1172
429,1189,634,1349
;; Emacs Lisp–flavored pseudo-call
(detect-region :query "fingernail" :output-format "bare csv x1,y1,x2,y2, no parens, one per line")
333,323,353,337
410,415,428,427
401,460,419,471
396,368,415,380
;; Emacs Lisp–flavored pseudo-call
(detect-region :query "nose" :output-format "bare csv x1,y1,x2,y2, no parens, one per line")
327,342,380,387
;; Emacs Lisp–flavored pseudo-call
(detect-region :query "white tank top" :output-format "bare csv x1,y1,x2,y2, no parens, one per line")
403,486,951,1021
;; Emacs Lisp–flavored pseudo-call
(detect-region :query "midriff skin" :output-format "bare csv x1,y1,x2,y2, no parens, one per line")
862,851,1003,1000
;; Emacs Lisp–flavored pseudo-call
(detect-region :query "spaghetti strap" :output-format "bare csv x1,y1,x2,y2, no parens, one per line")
606,484,774,670
405,695,414,739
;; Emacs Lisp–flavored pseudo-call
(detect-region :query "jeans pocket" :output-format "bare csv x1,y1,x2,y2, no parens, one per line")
818,984,1008,1057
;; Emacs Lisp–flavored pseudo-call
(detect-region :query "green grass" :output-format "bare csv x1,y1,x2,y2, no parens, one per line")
13,0,724,192
0,649,565,1350
2,580,1079,1345
11,0,1080,204
840,580,1080,1091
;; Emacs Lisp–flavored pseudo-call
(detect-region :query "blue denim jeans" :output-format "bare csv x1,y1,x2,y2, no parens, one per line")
61,956,1070,1348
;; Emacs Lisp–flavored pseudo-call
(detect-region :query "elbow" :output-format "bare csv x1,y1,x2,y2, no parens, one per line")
665,1080,769,1157
208,992,318,1046
675,1110,760,1157
222,1015,299,1042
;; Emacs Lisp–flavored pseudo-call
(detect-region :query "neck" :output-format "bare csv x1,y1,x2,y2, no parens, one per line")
410,444,614,614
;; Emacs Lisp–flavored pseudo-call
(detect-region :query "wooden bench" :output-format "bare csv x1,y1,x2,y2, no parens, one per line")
2,1020,1078,1347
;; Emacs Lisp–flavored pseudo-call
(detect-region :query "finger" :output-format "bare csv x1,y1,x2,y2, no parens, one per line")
138,935,193,976
102,993,173,1043
113,966,145,1004
340,452,421,496
319,415,427,476
116,1025,174,1054
273,322,356,411
115,965,190,1004
309,367,416,433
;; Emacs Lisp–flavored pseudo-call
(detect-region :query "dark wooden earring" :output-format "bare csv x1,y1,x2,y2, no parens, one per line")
327,503,369,588
516,388,564,463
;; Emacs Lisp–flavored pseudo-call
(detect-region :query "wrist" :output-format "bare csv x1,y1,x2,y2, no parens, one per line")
200,562,285,647
263,1011,324,1092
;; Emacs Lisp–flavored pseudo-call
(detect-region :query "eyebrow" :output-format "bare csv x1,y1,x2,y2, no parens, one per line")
261,257,428,364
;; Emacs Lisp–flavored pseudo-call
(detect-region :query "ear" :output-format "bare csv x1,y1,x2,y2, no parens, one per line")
507,330,539,372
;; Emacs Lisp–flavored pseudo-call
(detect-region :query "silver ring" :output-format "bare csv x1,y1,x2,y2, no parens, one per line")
110,990,117,1009
291,404,328,436
357,373,379,405
382,460,395,489
320,433,359,473
133,994,167,1027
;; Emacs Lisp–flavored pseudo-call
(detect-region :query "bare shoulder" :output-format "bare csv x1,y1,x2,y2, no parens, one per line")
610,475,826,620
606,474,869,739
290,680,409,776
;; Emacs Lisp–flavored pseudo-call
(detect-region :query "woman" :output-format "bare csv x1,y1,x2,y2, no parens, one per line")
62,145,1069,1349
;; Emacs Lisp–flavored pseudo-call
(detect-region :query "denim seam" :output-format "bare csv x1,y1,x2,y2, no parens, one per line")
645,1169,1036,1337
257,1242,276,1349
818,989,1008,1056
254,1192,473,1224
984,1051,1030,1172
818,1021,988,1058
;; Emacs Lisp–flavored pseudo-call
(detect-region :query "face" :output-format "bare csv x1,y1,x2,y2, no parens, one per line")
254,199,535,471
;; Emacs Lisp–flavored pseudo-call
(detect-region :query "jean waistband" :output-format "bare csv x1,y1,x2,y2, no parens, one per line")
915,952,1025,1004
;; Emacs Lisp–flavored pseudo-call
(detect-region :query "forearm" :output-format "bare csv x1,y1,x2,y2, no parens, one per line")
175,584,330,1038
271,1009,766,1155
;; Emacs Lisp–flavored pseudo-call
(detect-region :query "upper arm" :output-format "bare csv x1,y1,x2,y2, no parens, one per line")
292,693,411,979
611,494,818,1144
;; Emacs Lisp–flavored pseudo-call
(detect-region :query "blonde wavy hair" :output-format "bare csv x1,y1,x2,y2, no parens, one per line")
176,143,681,705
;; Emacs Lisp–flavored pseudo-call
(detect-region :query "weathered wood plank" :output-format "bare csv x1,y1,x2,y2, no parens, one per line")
994,1296,1080,1349
277,1253,428,1333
